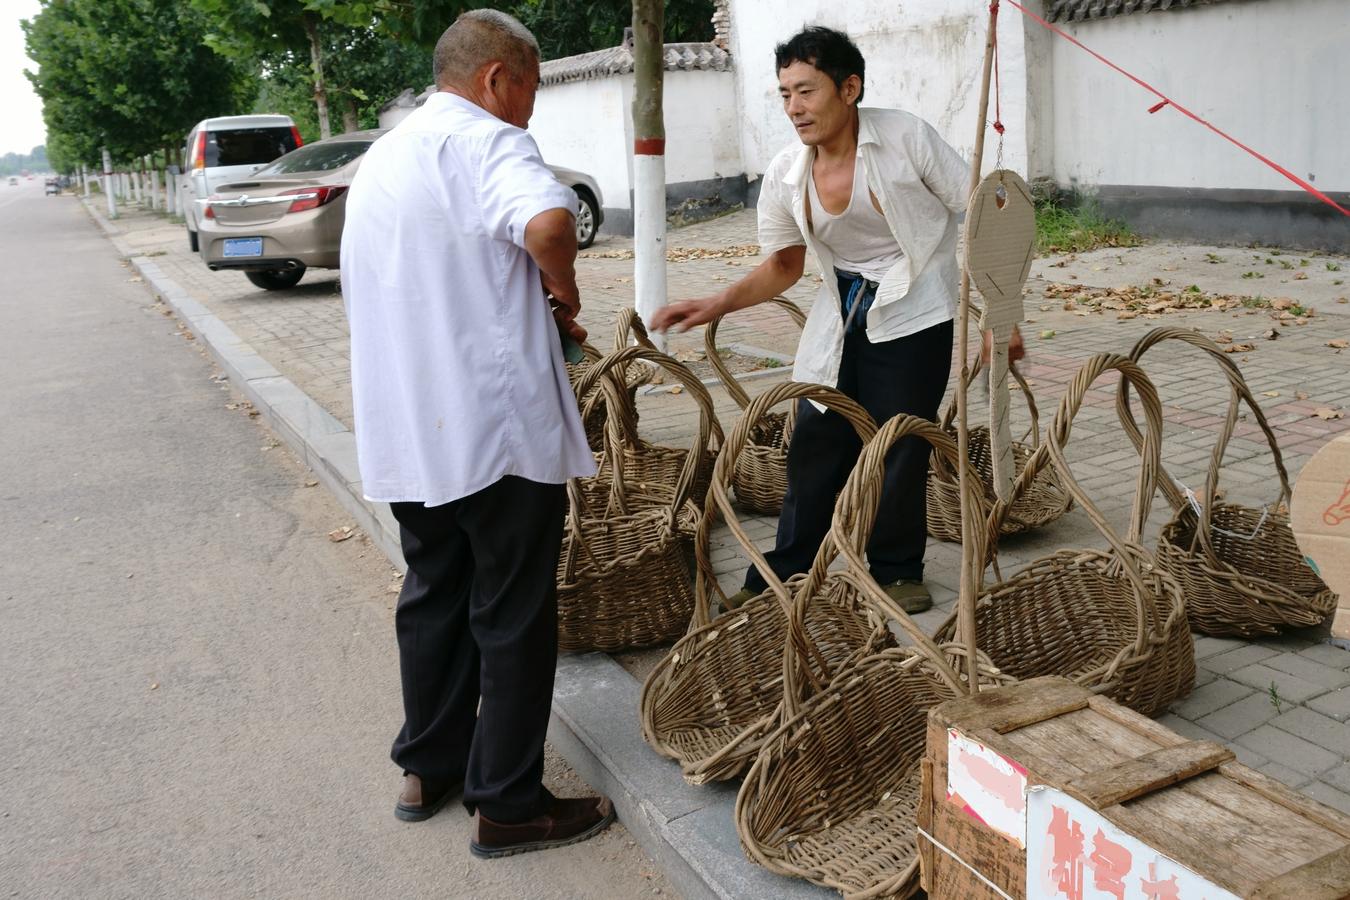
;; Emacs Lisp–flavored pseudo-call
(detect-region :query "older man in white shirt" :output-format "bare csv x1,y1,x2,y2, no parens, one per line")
654,26,1022,614
341,10,612,859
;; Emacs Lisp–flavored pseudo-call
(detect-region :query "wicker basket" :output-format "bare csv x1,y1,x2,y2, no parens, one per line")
703,297,807,514
928,356,1072,543
1117,326,1336,636
567,339,652,452
933,353,1195,718
557,346,717,652
639,381,886,784
735,413,1012,899
578,309,721,509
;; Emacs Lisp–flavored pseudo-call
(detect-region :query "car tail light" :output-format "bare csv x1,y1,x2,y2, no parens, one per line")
193,131,207,170
279,185,348,214
204,204,215,219
290,126,304,149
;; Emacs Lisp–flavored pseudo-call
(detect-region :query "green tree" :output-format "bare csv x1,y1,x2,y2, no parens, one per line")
192,0,464,139
23,0,254,167
510,0,714,60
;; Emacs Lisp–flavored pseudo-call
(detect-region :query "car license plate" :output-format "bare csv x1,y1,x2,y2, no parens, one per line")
222,237,264,258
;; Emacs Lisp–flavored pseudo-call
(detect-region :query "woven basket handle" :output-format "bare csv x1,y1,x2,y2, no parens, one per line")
939,356,1040,445
703,296,806,410
1115,326,1291,519
1193,377,1292,565
1047,353,1167,659
691,381,876,630
780,415,985,713
572,345,721,524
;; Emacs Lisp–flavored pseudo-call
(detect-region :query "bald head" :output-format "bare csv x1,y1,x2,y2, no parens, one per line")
433,9,540,90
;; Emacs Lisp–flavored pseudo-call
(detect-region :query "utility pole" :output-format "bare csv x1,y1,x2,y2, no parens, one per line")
630,2,667,350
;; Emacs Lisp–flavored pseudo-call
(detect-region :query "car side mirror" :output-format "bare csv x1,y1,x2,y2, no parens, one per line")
167,164,181,176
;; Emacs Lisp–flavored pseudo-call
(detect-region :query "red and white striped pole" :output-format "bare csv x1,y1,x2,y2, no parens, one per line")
631,1,668,351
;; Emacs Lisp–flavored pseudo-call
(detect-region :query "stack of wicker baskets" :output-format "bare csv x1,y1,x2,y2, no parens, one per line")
1116,326,1336,636
735,412,1011,898
933,353,1194,717
702,297,806,514
927,355,1072,543
558,345,718,652
640,381,885,783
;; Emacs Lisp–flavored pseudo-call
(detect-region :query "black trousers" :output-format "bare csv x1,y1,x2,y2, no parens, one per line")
745,316,954,592
389,475,566,823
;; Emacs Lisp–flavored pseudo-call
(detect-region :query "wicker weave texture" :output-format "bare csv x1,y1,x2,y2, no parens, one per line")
703,297,806,515
928,358,1071,542
734,413,1009,898
1118,326,1337,636
934,353,1195,717
558,345,718,653
639,381,883,783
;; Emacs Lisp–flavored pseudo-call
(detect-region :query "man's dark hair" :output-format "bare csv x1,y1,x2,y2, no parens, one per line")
775,26,866,105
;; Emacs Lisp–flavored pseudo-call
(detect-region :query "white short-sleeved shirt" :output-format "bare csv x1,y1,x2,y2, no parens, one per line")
340,91,596,506
756,107,970,388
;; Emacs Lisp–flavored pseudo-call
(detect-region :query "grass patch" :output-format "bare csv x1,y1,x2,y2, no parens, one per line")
1034,196,1139,255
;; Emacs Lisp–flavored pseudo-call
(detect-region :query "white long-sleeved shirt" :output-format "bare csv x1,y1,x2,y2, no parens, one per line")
341,91,595,505
756,107,970,387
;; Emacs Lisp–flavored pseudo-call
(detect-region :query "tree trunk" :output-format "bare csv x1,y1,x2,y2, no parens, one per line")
303,14,332,140
341,98,358,134
631,0,667,349
102,147,117,219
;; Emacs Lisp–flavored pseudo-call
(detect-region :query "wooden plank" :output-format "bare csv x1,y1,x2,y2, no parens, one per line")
1249,845,1350,900
936,676,1090,734
1063,741,1233,809
1221,762,1350,838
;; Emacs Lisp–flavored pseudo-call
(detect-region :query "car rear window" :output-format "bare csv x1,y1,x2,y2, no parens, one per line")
206,128,298,168
255,141,373,176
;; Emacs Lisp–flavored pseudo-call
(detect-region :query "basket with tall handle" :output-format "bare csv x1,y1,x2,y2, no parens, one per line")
703,297,807,514
735,413,1012,898
579,309,722,509
926,355,1071,543
933,353,1194,717
566,334,652,452
1116,326,1336,636
558,345,717,652
639,381,888,784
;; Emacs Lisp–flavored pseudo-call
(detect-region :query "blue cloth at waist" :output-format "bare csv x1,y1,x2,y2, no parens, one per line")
835,268,879,333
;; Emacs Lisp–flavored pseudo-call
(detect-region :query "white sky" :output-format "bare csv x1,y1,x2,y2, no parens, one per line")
2,0,48,157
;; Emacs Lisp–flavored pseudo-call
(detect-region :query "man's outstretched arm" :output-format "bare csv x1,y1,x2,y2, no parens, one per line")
649,244,807,333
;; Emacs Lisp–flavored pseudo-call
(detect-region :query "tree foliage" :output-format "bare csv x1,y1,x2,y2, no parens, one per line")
0,146,49,177
23,0,255,167
512,0,714,61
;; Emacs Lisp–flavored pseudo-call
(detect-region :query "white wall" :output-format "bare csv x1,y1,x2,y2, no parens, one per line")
1049,0,1349,193
528,77,632,212
726,0,1033,179
529,68,743,214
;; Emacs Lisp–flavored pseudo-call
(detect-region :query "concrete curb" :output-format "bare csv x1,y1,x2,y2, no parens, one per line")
82,199,830,900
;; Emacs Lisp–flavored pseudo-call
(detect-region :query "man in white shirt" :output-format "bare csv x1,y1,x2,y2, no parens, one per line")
341,10,613,858
654,26,1022,612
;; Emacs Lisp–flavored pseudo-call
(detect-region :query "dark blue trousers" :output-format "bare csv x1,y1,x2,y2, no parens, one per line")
745,311,953,592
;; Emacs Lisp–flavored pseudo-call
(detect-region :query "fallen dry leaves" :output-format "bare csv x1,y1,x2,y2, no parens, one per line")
328,525,356,542
1328,339,1349,349
579,245,761,262
1313,408,1344,420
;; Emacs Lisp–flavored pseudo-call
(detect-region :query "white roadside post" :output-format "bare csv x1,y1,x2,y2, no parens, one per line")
82,165,90,198
631,2,668,352
101,147,117,219
133,166,142,206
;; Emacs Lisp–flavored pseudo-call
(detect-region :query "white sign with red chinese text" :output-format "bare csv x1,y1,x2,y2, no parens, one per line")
1025,787,1240,900
946,728,1029,847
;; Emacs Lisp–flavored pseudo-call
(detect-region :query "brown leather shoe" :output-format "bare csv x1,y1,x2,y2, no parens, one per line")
470,793,616,859
394,772,461,822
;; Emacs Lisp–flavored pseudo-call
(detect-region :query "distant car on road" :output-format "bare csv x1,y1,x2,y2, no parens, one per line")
176,114,301,254
44,177,59,196
199,129,606,291
7,177,16,186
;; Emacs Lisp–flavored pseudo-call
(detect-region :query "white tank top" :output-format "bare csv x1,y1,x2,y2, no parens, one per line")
807,154,904,283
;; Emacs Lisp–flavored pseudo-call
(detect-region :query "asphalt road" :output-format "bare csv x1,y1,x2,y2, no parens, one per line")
0,179,669,898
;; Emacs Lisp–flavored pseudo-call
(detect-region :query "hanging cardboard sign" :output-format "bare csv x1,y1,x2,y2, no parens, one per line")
965,170,1035,500
1291,431,1350,639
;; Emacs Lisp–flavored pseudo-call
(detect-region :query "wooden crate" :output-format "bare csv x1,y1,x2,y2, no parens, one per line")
918,676,1350,899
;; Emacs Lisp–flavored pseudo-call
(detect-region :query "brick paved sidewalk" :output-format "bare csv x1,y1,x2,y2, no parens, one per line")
89,198,1350,813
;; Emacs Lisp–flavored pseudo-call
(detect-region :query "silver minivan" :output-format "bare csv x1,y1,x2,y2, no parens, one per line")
177,114,301,252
